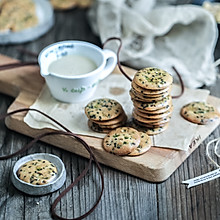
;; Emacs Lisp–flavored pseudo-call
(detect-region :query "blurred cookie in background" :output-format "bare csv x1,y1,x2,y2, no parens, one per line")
51,0,94,10
0,0,38,32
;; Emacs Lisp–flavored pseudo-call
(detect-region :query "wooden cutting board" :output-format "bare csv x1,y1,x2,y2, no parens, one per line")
0,54,219,182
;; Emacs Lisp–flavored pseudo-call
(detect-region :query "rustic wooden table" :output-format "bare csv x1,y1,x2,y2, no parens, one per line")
0,8,220,220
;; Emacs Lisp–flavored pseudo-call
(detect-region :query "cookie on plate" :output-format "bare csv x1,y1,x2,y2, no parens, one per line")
180,101,220,125
17,159,58,185
0,0,38,32
103,127,141,155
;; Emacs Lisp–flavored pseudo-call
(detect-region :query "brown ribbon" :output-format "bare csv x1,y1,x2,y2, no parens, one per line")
0,108,104,220
102,37,185,99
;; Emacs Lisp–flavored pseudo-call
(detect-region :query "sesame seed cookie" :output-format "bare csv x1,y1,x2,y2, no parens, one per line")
85,98,123,121
133,95,172,111
103,127,141,156
131,81,171,95
180,101,220,125
133,111,171,124
90,111,127,126
134,106,173,119
128,132,152,156
129,89,168,102
133,118,169,128
145,124,169,135
17,159,58,185
88,120,113,133
136,104,172,115
50,0,77,10
133,67,173,90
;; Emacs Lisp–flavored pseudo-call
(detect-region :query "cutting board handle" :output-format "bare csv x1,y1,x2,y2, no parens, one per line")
0,54,44,98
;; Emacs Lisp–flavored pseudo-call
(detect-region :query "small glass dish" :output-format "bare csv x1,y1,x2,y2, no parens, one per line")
11,153,66,196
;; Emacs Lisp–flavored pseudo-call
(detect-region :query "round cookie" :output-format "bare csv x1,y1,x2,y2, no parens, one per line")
90,111,127,126
133,111,171,124
145,123,169,135
17,159,58,185
133,95,172,111
128,132,152,156
131,87,170,99
180,101,220,125
50,0,77,10
88,120,112,133
131,81,170,95
133,118,169,129
136,104,172,114
133,67,173,90
134,106,173,119
130,89,168,102
103,127,141,156
85,98,123,121
89,115,127,130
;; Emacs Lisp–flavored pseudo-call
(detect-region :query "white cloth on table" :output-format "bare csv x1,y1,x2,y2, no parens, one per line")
88,0,218,88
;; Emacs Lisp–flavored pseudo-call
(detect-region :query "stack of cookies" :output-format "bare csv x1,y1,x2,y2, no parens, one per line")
130,67,173,135
103,127,152,156
85,98,127,133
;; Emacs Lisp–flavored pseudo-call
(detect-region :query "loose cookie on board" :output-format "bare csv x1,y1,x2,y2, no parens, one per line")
128,132,152,156
85,98,123,121
133,67,173,90
180,101,220,125
103,127,141,156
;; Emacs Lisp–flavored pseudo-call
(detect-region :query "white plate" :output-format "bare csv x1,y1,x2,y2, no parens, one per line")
0,0,54,45
11,153,66,195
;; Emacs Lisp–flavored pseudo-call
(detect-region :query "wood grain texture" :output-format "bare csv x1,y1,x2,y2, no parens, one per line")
0,8,220,220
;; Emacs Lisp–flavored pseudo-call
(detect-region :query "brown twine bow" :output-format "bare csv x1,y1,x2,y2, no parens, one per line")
0,108,104,220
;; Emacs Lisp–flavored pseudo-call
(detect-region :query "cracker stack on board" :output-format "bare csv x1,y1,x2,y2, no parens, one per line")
130,67,173,135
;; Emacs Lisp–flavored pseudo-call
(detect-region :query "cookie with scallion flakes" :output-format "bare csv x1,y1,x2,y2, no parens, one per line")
103,127,141,155
131,80,171,95
17,159,57,185
133,67,173,90
132,111,171,124
134,106,173,119
133,95,172,111
128,132,152,156
180,101,220,125
85,98,123,121
145,123,169,136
